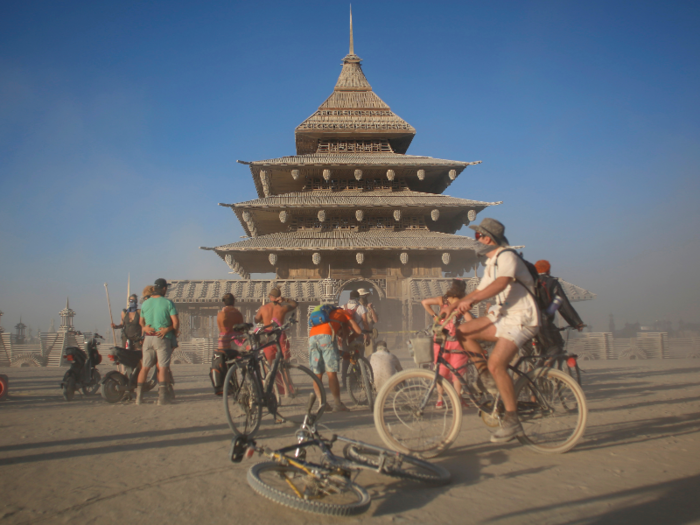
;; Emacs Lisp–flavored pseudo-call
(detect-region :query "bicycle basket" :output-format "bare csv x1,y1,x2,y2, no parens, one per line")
410,336,433,365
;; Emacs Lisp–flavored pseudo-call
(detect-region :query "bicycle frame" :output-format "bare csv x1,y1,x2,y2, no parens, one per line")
416,318,557,421
225,325,289,416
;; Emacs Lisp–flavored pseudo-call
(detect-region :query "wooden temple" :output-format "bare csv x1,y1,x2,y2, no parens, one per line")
166,21,505,355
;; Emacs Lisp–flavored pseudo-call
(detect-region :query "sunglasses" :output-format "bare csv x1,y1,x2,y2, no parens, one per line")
475,231,488,240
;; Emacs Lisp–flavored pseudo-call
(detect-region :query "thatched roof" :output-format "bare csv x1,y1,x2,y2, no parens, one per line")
166,279,327,304
294,50,415,155
205,230,482,252
220,190,500,237
557,279,596,302
201,230,483,279
241,156,482,198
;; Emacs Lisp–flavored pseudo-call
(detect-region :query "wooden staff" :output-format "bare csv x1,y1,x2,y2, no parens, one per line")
104,283,118,346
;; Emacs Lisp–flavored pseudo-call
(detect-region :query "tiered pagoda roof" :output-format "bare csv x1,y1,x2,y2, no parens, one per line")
204,18,495,280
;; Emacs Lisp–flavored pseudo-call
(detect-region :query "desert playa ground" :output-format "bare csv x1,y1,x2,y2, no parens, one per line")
1,357,699,525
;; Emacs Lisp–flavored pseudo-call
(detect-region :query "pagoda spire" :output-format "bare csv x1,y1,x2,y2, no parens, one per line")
349,5,354,55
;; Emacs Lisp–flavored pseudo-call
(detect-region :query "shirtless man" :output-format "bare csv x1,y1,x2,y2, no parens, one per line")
255,287,298,362
210,293,245,395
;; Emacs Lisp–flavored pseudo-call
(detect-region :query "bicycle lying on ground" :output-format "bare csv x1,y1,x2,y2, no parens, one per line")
223,320,326,437
374,312,588,458
230,393,450,517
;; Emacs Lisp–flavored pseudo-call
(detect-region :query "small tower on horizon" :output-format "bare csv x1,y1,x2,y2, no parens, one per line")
14,316,27,344
58,298,76,333
49,318,56,333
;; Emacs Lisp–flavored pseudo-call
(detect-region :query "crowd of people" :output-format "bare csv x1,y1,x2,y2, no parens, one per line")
117,217,585,445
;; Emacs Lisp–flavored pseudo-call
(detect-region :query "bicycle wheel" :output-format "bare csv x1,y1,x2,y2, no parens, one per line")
514,367,588,454
347,361,371,407
373,368,462,458
223,363,263,437
272,363,326,426
359,357,374,411
62,376,75,401
248,462,370,517
342,444,451,486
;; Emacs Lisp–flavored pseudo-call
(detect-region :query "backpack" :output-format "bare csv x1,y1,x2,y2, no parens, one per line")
308,304,341,328
494,249,559,349
343,301,365,330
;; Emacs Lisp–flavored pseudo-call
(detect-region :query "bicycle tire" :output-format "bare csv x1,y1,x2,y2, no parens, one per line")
62,376,76,401
342,444,451,486
223,362,263,437
272,363,326,426
261,359,282,406
359,357,374,411
373,368,462,459
514,367,588,454
347,360,372,407
247,462,371,517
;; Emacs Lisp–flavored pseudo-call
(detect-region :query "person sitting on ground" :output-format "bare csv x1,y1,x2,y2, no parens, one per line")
309,305,362,412
368,340,402,392
210,293,245,395
534,260,585,356
112,294,142,351
138,278,179,406
448,218,540,443
421,279,471,410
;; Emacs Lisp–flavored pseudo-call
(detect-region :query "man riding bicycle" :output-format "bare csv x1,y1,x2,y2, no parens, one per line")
449,218,540,443
534,260,585,356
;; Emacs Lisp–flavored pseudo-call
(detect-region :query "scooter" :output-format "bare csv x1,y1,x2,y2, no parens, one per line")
101,346,174,403
61,333,103,401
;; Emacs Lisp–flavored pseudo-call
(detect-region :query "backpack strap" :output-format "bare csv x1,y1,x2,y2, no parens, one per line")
494,249,537,301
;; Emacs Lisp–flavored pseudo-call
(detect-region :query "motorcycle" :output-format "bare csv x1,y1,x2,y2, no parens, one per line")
101,346,174,403
61,333,103,401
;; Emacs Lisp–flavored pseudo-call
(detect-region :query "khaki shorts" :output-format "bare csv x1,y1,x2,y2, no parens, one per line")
492,317,539,348
142,336,173,368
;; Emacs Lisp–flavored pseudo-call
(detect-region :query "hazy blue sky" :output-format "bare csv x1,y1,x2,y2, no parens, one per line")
1,0,698,335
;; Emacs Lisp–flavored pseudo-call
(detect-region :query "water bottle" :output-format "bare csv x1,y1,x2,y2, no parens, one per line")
546,295,563,315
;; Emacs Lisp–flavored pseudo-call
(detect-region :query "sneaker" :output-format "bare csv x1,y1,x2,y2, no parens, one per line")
330,400,349,412
490,413,524,443
476,370,499,395
435,399,445,409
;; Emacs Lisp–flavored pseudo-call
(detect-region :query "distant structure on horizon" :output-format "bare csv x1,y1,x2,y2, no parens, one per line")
165,15,503,354
0,299,94,367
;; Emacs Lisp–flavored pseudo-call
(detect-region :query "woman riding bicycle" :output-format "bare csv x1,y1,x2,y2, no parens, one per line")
421,279,470,410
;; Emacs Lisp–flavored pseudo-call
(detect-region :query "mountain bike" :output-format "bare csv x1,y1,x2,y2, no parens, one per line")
223,321,326,437
373,312,588,458
344,345,374,410
230,393,450,517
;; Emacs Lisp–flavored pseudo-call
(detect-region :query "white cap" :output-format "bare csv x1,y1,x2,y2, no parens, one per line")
357,288,370,296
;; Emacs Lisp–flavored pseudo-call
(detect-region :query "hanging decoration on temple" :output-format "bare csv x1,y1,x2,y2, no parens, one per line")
431,209,440,221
